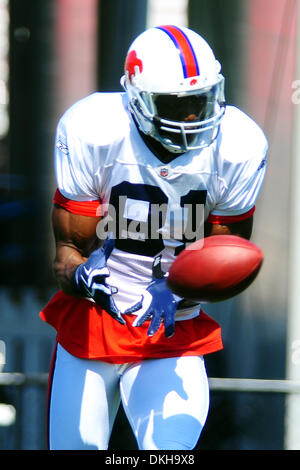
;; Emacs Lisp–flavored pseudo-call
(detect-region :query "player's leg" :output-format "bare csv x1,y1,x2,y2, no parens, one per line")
119,355,209,450
48,343,121,450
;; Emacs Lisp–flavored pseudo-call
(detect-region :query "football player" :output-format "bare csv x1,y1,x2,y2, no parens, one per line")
41,25,267,450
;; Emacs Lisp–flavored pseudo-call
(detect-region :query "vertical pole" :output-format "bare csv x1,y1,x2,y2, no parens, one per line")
188,0,245,106
9,0,55,288
97,0,147,92
285,0,300,451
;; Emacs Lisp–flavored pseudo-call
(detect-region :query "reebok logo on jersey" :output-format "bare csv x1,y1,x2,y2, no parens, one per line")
57,140,69,155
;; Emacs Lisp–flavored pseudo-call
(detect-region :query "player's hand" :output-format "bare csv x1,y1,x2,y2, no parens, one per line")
125,256,181,337
73,236,125,325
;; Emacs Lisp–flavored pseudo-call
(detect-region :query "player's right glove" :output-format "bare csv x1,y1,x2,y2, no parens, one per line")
73,236,125,325
124,255,181,338
128,276,180,338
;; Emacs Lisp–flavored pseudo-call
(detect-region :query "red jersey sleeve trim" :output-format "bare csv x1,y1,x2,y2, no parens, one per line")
53,189,102,217
207,206,255,225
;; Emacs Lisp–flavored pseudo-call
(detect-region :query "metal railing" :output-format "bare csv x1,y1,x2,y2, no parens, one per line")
1,372,300,450
1,372,300,393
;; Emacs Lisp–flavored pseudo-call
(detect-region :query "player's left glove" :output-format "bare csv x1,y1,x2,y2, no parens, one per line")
125,256,181,338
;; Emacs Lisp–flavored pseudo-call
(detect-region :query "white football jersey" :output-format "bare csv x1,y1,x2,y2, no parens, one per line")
54,92,268,320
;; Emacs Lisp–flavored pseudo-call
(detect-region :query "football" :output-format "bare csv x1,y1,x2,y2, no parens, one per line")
167,235,264,302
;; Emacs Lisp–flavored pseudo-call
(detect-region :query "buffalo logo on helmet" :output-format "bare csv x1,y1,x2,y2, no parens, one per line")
125,50,143,83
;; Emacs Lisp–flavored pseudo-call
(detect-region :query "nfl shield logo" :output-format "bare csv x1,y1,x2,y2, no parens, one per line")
160,167,169,178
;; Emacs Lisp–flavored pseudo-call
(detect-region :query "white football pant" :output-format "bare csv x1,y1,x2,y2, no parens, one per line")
48,343,210,450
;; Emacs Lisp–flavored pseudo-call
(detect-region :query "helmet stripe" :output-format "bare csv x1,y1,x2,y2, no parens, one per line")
156,25,200,79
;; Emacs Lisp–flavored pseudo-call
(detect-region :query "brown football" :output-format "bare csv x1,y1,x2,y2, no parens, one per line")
167,235,264,302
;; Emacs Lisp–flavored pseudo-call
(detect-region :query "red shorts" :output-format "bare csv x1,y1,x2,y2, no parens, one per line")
40,290,223,363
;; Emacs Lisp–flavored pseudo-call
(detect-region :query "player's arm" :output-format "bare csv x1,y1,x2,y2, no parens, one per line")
52,204,101,296
204,215,253,240
52,204,125,323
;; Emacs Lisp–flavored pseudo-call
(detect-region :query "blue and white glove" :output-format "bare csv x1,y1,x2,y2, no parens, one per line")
125,256,181,338
73,236,125,325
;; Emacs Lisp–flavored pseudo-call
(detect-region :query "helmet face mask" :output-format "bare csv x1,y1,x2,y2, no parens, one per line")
122,25,226,154
142,78,225,152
